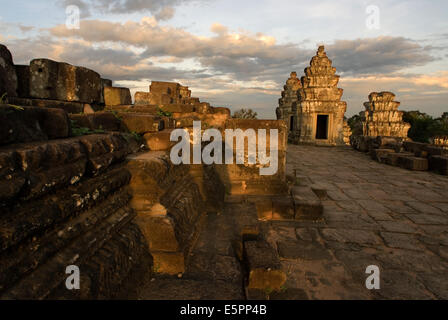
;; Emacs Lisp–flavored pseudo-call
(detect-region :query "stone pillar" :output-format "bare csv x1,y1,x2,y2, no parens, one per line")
277,72,302,141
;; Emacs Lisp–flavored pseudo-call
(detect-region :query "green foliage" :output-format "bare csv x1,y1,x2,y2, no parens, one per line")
348,110,448,143
70,119,105,137
109,110,122,120
157,107,172,118
1,92,24,111
402,111,448,143
347,113,364,136
232,108,258,119
152,262,161,274
403,111,435,143
431,114,448,138
130,131,142,142
123,131,143,143
71,126,92,136
264,286,274,296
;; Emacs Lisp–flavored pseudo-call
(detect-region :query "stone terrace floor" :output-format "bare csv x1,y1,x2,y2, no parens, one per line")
274,144,448,299
134,145,448,300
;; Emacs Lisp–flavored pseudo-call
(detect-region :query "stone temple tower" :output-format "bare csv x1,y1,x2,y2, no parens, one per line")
362,91,410,138
277,45,347,145
276,72,302,134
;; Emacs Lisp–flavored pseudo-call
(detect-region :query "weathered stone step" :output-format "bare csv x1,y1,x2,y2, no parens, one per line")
0,133,131,204
0,188,131,293
1,205,136,299
143,129,176,151
397,155,429,171
119,113,164,134
0,104,71,145
385,152,413,166
69,112,120,131
243,239,286,299
370,148,395,163
0,166,131,252
404,141,447,157
429,155,448,175
291,186,323,220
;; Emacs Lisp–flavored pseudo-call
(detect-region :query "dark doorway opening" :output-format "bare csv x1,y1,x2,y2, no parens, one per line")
290,116,294,131
316,115,328,139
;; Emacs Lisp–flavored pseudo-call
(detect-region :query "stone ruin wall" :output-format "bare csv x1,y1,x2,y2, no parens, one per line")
433,136,448,148
362,91,410,138
350,92,448,176
0,43,290,298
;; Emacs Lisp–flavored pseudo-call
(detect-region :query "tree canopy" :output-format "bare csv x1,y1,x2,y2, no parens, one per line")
232,108,258,119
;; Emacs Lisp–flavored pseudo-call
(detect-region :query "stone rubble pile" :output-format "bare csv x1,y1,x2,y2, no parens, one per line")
0,43,298,299
350,91,447,175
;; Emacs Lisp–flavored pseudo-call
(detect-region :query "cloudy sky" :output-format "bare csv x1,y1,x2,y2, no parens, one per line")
1,0,447,118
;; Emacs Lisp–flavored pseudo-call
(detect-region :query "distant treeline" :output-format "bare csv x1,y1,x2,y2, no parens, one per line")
348,111,448,143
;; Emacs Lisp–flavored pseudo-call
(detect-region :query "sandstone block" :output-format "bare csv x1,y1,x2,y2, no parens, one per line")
212,107,231,117
134,92,152,105
255,199,273,221
7,96,85,114
195,102,210,113
0,44,18,97
127,152,172,212
0,105,70,145
375,136,403,149
271,196,294,220
403,141,426,155
14,65,30,98
425,145,447,157
175,116,199,128
151,252,185,275
429,156,448,175
225,119,288,152
105,104,158,114
160,104,195,114
120,113,164,134
386,152,413,166
143,129,176,151
149,81,181,104
99,78,112,104
135,214,179,252
79,133,129,176
291,186,323,220
371,148,395,163
162,116,176,129
398,156,429,171
103,86,132,106
244,240,286,291
101,78,112,87
70,112,121,132
29,59,102,103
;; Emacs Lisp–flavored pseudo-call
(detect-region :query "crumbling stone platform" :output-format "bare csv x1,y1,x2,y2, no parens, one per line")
131,145,448,300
